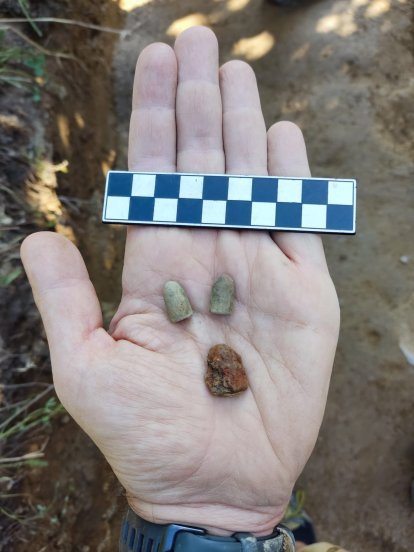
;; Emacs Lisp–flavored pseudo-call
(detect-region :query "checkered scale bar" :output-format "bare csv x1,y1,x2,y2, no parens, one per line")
102,171,357,234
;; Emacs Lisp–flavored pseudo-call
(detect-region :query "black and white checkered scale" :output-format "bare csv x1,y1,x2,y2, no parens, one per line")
102,171,356,234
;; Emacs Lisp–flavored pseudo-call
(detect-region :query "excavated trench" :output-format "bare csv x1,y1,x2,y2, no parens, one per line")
2,1,126,549
3,0,413,550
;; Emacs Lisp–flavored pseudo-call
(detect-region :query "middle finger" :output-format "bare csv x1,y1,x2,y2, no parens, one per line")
175,27,225,173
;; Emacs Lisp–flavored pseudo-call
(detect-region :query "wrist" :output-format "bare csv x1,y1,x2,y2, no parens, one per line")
126,498,286,536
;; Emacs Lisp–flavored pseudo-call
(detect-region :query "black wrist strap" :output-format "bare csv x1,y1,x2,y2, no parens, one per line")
120,507,296,552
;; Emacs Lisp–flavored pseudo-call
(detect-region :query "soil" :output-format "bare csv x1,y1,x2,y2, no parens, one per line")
1,0,413,551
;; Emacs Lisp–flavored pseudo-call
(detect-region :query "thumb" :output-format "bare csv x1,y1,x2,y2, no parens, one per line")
21,231,104,362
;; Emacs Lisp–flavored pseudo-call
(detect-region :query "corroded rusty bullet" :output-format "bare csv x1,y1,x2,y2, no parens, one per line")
210,274,235,315
163,281,193,323
205,344,248,397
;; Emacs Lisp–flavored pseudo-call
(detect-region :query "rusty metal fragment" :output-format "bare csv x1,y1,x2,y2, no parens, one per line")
205,344,248,396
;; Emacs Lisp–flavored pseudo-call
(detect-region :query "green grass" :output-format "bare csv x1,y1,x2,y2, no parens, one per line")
0,395,64,442
0,389,65,531
0,267,23,288
1,0,45,99
16,0,42,37
282,490,312,531
0,29,45,100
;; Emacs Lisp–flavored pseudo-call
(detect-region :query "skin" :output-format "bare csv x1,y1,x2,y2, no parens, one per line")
21,27,340,539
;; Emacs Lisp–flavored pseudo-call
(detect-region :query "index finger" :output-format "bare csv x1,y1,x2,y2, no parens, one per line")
128,42,177,173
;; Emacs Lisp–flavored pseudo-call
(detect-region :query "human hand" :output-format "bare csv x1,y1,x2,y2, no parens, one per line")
21,27,339,537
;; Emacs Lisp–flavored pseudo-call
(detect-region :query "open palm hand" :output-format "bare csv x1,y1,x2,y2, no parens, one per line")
21,27,339,536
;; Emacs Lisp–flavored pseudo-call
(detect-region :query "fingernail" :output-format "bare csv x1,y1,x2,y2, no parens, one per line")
163,281,193,323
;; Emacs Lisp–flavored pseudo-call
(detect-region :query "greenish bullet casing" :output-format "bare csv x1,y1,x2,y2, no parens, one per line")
210,274,235,315
163,281,193,323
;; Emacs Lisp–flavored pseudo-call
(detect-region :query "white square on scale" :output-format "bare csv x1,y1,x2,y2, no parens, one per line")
277,179,302,203
251,202,276,226
179,175,204,199
201,200,227,224
228,177,252,201
132,173,156,197
153,198,178,221
301,204,327,229
328,180,354,205
105,196,130,220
